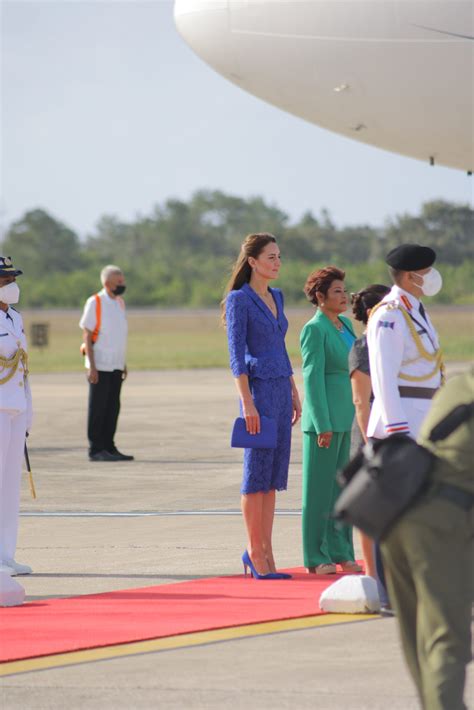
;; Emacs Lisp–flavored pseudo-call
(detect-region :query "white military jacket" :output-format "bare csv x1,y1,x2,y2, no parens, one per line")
367,285,442,439
0,307,33,425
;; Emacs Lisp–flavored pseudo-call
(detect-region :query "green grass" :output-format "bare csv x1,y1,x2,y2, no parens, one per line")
22,306,474,374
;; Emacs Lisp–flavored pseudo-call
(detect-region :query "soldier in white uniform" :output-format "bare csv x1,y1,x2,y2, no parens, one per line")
0,257,33,577
367,244,444,441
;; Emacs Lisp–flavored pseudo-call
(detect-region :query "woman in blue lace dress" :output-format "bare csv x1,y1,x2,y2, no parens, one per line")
222,233,302,580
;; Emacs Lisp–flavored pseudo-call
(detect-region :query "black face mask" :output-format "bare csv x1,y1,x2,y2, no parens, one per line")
113,285,126,296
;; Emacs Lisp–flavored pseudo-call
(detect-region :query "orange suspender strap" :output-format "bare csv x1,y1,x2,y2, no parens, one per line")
91,293,101,343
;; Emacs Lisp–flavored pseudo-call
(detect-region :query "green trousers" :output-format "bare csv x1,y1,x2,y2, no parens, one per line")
302,430,354,567
381,495,474,710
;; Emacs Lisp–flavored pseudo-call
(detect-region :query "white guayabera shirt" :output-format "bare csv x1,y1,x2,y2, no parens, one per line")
79,289,128,372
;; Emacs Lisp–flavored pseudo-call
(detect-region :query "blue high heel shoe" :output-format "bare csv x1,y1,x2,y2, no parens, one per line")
242,551,289,580
263,553,292,579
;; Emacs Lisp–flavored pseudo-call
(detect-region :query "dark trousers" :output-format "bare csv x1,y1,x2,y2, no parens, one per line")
88,370,123,455
374,541,390,606
382,498,473,710
368,438,390,606
369,436,390,606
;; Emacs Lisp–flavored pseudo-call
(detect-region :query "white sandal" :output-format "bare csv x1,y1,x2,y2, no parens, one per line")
340,561,363,573
313,563,337,575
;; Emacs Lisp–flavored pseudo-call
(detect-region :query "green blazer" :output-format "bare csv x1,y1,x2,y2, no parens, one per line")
300,310,355,434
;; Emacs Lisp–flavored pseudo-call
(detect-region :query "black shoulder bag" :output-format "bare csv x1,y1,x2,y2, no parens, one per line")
333,402,474,541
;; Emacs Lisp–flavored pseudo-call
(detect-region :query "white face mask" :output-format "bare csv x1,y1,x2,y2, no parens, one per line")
0,282,20,304
413,268,443,297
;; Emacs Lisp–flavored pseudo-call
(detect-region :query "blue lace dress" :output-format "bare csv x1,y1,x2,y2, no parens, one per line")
226,283,293,494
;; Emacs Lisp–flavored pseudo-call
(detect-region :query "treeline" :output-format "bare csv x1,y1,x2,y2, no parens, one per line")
4,192,474,306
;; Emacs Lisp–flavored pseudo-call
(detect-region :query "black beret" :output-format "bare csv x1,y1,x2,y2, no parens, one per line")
386,244,436,271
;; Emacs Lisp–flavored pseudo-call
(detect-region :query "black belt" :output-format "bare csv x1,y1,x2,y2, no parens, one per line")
437,483,474,511
399,386,438,400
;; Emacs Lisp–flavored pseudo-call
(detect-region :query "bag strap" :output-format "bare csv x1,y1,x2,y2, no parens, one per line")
428,402,474,442
91,293,101,344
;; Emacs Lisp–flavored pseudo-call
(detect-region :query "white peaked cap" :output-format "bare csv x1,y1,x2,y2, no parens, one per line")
319,575,381,614
0,571,25,607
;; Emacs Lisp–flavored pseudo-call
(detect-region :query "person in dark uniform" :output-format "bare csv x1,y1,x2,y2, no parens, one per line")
381,368,474,710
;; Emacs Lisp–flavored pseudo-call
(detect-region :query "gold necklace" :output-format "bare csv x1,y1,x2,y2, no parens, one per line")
255,288,272,302
323,310,343,331
260,290,277,314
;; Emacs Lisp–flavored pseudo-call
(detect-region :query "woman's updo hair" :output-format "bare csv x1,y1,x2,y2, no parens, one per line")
221,233,277,324
351,284,391,324
304,266,345,307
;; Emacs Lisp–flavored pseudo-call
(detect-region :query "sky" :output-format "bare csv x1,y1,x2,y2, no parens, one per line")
2,0,473,239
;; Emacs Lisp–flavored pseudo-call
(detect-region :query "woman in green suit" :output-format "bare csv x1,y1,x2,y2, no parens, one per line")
300,266,362,575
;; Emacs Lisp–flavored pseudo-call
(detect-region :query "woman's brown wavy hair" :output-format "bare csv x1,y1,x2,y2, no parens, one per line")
303,265,345,307
221,233,277,325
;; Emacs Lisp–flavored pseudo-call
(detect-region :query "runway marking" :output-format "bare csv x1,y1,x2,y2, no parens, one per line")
0,613,377,677
21,510,301,518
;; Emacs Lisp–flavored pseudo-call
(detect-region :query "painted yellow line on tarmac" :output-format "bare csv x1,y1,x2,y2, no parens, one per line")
0,613,377,677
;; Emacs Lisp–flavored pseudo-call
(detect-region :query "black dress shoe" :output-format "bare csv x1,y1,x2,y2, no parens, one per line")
108,449,134,461
89,450,118,462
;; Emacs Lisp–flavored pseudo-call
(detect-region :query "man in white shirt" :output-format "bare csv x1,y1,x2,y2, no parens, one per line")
0,256,33,576
79,265,133,462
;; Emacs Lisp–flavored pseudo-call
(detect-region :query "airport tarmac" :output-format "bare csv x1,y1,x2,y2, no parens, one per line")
2,366,473,709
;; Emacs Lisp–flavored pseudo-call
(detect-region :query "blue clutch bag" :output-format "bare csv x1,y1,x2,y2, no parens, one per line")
231,416,277,449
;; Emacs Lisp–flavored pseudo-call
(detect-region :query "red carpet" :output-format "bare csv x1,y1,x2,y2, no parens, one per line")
0,566,358,662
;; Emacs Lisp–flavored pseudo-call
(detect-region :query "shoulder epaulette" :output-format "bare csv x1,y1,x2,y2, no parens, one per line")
369,299,400,320
370,297,444,382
